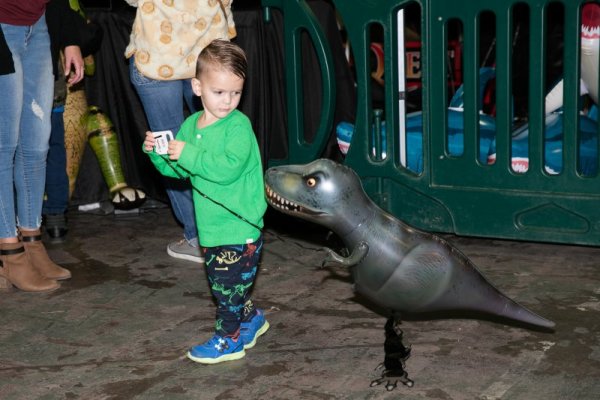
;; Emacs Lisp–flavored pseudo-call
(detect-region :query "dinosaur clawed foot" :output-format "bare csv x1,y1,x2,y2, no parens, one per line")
370,363,414,390
370,317,414,390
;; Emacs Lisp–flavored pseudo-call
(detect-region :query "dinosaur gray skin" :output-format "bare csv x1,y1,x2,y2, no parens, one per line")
264,158,555,328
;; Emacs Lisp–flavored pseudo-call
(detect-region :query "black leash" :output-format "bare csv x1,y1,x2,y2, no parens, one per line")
161,156,262,231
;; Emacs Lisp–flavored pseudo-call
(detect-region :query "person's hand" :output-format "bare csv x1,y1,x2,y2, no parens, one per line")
63,45,84,85
167,140,185,160
143,131,156,152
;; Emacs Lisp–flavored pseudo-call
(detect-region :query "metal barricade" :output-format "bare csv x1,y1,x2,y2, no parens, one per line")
263,0,600,245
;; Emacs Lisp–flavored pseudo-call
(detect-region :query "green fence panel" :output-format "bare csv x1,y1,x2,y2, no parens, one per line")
262,0,336,165
265,0,600,246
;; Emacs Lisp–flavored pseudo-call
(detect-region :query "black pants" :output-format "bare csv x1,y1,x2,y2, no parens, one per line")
203,236,263,336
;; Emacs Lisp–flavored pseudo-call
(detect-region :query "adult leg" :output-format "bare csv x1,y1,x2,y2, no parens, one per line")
43,107,69,240
14,16,70,281
0,19,61,291
129,59,201,261
14,20,53,231
44,108,69,215
0,30,21,241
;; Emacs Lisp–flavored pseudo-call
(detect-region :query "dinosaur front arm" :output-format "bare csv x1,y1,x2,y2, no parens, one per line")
322,241,369,267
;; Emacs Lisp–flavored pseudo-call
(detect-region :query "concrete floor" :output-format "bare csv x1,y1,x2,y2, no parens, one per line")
1,203,599,400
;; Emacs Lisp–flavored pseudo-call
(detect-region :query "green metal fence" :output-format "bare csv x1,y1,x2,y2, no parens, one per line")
263,0,600,246
262,0,336,165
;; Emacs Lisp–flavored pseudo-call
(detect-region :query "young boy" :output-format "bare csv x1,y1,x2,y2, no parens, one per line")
143,39,269,364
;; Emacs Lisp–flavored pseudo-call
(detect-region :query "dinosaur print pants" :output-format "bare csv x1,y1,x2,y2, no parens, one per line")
203,236,263,337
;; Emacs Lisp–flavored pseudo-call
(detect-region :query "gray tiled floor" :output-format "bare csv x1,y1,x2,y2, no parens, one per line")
1,204,599,399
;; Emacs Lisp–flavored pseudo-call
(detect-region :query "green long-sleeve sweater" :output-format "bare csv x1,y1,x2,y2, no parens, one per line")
145,110,267,247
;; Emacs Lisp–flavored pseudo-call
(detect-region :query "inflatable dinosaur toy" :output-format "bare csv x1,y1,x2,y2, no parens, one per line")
264,158,554,388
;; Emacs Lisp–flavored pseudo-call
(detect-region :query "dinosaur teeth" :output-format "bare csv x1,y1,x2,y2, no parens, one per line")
264,184,300,212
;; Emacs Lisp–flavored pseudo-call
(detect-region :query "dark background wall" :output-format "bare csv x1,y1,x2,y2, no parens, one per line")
72,0,356,206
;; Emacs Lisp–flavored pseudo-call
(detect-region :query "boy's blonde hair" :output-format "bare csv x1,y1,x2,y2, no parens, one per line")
196,39,247,80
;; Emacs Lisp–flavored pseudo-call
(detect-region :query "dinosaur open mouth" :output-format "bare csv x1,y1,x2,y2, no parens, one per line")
264,184,302,213
264,184,321,216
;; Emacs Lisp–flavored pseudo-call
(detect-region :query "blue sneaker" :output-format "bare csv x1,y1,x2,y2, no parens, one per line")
186,334,245,364
241,309,270,349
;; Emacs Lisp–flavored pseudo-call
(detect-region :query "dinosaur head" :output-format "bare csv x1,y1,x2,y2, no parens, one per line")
264,159,370,230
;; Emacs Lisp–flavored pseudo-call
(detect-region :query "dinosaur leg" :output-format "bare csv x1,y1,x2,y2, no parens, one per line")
370,316,414,390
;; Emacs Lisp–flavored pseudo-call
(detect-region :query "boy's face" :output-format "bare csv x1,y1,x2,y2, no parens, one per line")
191,66,244,124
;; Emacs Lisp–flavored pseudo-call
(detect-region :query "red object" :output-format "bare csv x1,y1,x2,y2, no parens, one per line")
405,40,462,90
582,3,600,39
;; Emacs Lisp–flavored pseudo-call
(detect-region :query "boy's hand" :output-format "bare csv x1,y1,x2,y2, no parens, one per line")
167,140,185,160
143,131,156,152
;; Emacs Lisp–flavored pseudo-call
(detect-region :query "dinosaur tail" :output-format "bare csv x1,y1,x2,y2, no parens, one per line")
489,295,555,329
451,273,555,330
426,268,556,330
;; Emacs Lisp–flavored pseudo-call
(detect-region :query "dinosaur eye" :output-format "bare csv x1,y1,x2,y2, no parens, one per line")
306,177,317,187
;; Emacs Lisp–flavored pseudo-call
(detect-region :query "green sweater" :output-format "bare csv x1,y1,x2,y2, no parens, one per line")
146,110,267,247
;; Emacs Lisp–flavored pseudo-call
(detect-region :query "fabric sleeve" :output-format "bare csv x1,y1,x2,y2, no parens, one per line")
47,0,82,49
46,0,84,76
144,147,191,180
178,120,254,185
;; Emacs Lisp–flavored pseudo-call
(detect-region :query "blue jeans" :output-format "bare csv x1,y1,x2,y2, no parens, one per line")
0,16,54,238
129,58,199,241
43,107,69,215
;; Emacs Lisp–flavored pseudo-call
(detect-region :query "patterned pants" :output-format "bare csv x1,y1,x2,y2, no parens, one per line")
203,236,263,337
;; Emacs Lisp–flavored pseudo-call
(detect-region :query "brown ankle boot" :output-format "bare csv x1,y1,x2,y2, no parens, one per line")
0,242,60,292
21,230,71,280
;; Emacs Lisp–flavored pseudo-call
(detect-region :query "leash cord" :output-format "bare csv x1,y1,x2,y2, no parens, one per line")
161,155,262,231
